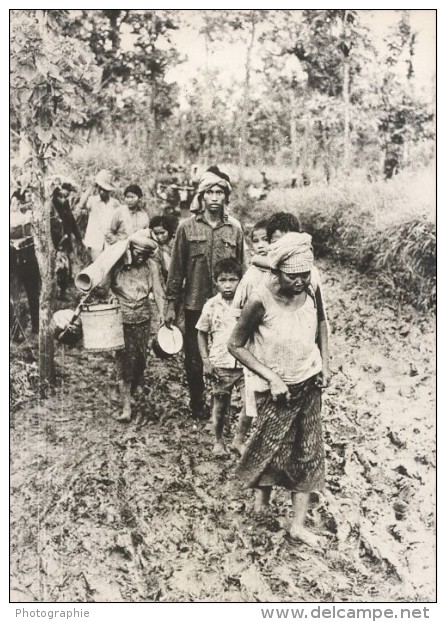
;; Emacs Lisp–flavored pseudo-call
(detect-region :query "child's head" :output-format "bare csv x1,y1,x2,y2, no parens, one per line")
149,215,175,245
213,257,243,300
250,219,269,256
266,212,301,243
124,184,143,210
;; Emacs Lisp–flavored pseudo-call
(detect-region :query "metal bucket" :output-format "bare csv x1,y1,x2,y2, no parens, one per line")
80,301,124,351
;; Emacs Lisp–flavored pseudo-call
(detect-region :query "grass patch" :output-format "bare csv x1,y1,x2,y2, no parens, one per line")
233,168,436,312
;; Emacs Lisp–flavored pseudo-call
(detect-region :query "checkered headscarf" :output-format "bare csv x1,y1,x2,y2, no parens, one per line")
268,232,314,273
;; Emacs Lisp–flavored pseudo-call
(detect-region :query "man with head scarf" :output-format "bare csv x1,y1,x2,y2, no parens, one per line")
165,166,245,419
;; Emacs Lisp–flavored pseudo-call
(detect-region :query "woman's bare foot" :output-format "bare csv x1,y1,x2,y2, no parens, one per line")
231,436,245,455
288,526,321,547
114,409,132,423
212,441,227,456
254,488,271,513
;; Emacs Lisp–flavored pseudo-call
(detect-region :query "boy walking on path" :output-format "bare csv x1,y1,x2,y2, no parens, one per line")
196,258,245,455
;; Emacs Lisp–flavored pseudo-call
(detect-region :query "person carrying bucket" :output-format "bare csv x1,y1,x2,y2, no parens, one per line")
109,229,166,422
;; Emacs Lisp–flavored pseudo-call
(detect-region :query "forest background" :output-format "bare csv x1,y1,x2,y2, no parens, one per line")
9,8,436,384
5,6,441,611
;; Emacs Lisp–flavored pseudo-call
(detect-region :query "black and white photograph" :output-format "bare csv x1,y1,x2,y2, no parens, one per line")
9,7,436,609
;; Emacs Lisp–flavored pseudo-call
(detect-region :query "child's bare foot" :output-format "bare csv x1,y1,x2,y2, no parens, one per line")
253,511,281,532
288,526,321,547
231,436,245,455
254,500,270,514
212,441,227,456
114,409,132,423
254,487,272,514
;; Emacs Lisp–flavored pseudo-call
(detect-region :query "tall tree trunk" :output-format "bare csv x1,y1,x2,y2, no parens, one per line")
238,14,256,185
342,58,350,169
33,183,56,387
34,10,56,386
342,11,351,171
290,86,298,173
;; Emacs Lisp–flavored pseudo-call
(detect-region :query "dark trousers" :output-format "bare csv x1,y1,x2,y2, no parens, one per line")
10,243,40,336
184,309,205,412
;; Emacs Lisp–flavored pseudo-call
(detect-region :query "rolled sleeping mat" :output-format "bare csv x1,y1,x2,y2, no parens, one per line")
75,240,128,293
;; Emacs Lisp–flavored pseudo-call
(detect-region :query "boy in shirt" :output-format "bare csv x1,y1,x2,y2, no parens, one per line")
196,258,244,455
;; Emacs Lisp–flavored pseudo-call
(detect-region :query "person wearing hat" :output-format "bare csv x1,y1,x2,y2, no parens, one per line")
78,169,120,261
165,166,245,420
107,184,150,244
228,232,330,546
110,229,166,422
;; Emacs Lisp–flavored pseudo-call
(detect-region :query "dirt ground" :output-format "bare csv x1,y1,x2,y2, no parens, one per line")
10,258,436,603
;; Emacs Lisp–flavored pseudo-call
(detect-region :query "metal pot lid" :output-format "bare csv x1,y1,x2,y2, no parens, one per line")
157,325,183,355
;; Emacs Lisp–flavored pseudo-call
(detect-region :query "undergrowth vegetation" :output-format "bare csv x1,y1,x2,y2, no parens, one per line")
235,168,436,312
60,141,436,312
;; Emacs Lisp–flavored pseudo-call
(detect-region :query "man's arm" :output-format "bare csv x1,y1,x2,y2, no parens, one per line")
149,258,166,324
77,183,95,213
165,224,187,326
104,209,121,245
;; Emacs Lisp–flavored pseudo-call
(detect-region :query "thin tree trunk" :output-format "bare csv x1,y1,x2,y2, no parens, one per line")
238,14,256,185
290,87,298,172
34,10,56,386
342,11,351,171
33,178,56,386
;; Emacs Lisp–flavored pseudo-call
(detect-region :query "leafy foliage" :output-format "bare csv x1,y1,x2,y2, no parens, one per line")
251,171,436,311
62,10,181,136
10,10,98,166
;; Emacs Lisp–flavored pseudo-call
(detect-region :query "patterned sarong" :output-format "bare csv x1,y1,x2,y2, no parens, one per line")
236,375,325,492
115,320,151,392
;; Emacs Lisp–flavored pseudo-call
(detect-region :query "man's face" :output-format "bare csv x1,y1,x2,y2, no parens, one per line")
202,185,226,214
98,187,110,202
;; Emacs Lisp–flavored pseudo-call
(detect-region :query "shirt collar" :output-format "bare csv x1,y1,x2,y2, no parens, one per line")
195,208,229,225
215,292,232,307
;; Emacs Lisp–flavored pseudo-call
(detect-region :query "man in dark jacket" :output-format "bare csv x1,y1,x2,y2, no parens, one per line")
165,167,245,419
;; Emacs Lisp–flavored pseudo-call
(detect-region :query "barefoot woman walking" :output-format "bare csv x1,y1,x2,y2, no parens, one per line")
228,232,330,546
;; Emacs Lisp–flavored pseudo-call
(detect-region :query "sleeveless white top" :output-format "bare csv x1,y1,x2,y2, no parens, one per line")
250,285,322,391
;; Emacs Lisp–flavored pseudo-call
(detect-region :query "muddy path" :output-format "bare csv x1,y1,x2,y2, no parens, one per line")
10,259,435,602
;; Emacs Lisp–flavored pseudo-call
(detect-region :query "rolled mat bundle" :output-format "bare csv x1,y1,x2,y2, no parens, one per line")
75,240,128,293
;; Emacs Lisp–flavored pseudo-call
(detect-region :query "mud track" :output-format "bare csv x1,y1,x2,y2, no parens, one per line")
10,260,435,602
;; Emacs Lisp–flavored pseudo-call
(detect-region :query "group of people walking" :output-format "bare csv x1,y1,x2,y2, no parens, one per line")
12,164,331,545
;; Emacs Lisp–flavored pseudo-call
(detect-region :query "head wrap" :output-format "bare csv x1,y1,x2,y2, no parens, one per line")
129,229,158,253
190,167,232,213
268,232,314,274
124,184,143,198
